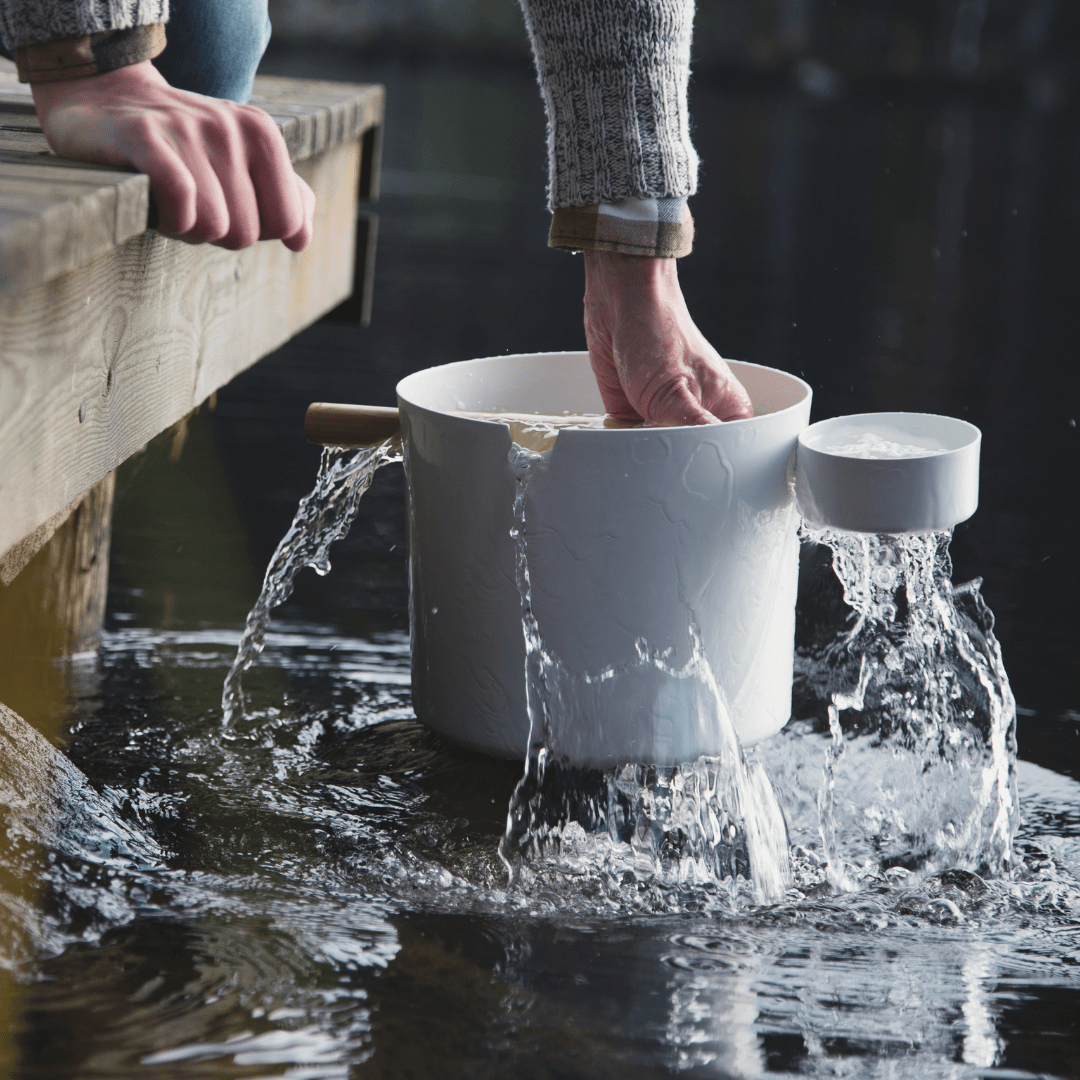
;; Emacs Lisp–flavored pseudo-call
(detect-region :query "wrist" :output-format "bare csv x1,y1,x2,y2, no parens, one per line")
32,59,159,100
584,250,677,309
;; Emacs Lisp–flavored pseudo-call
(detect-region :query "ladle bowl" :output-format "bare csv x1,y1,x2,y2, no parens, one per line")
795,412,981,534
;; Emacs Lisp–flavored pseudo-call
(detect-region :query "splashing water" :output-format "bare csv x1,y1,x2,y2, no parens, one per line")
498,442,792,906
222,438,402,724
779,526,1019,889
220,421,1018,910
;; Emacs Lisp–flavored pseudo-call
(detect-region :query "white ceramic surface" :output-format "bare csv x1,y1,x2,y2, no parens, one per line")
397,352,812,768
795,412,981,534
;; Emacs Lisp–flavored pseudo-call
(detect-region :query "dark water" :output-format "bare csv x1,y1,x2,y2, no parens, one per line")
2,52,1078,1077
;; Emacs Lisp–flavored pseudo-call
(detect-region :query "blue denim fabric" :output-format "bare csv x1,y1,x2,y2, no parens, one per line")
153,0,271,104
0,2,270,102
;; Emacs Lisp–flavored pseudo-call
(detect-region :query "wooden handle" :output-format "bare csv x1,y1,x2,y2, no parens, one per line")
305,402,641,448
305,403,401,448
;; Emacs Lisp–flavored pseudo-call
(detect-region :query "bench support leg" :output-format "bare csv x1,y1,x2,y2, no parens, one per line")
0,472,114,725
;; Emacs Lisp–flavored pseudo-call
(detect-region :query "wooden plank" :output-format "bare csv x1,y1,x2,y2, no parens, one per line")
0,129,51,154
0,173,150,297
0,75,384,298
0,137,361,560
249,77,384,162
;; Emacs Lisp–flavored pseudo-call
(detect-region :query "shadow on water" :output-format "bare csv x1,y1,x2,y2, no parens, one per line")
1,48,1078,1079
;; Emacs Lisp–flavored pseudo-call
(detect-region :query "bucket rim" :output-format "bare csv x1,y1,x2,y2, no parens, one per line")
396,351,813,430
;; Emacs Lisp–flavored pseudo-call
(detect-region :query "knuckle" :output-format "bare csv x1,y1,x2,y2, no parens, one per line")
199,110,242,152
125,113,158,141
643,374,698,424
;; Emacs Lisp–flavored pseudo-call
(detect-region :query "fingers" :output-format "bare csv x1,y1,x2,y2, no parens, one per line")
125,132,202,237
200,113,262,248
240,105,306,244
696,357,754,422
195,104,305,250
640,374,720,426
281,174,316,253
32,65,314,254
585,309,639,418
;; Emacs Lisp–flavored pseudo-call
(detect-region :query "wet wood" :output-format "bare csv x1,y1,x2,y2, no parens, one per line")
0,60,385,573
0,471,117,658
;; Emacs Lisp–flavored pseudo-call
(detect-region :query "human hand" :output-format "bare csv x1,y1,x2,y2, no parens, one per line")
31,61,315,251
583,251,753,425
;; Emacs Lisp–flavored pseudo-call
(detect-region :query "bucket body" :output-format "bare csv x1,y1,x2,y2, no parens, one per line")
398,352,812,768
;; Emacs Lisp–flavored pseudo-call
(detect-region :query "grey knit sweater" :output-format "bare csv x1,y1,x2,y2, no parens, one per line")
0,0,699,212
518,0,698,209
0,0,167,52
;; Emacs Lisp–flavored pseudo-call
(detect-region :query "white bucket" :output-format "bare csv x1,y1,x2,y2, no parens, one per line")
398,352,812,768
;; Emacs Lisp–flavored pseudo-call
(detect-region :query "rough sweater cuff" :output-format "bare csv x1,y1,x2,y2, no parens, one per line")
0,0,168,52
550,197,693,257
15,22,165,82
518,0,699,210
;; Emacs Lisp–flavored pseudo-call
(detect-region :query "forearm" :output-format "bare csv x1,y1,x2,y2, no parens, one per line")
518,0,698,259
518,0,698,209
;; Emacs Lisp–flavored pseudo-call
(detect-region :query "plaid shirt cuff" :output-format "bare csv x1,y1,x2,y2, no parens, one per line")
549,196,693,258
16,23,166,83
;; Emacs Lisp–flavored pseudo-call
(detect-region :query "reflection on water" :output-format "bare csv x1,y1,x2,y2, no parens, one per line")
2,622,1078,1077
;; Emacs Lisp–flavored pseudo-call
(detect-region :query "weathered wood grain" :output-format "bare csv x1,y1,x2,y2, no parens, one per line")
0,136,362,562
249,76,383,162
0,71,383,297
0,63,383,566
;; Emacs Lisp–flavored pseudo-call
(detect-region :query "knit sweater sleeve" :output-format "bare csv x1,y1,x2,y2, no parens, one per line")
0,0,168,51
517,0,699,211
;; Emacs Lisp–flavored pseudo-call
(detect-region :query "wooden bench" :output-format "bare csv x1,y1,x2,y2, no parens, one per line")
0,60,383,663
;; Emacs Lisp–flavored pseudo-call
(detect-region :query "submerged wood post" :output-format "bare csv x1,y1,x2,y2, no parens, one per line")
0,471,115,655
0,472,114,724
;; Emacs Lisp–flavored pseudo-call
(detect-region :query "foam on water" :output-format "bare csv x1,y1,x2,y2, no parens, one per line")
815,430,948,458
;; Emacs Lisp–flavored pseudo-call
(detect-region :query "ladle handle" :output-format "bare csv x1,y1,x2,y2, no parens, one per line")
305,403,401,448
